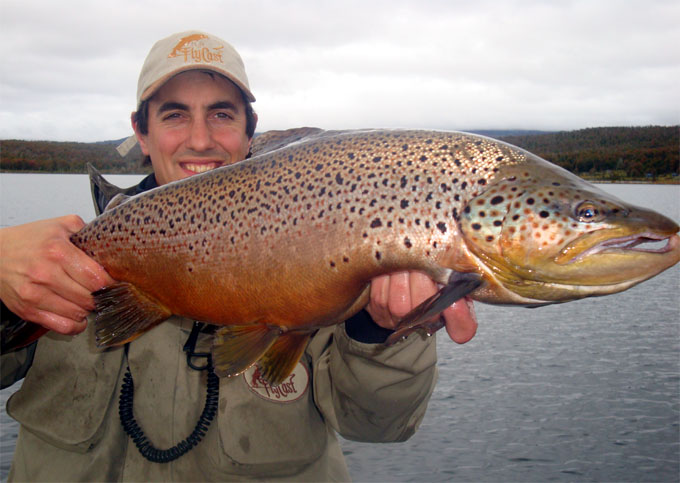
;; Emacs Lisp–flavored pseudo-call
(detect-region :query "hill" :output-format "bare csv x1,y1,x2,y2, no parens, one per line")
1,126,678,181
499,126,678,182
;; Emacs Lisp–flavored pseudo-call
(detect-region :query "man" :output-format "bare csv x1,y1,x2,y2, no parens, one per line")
0,31,477,481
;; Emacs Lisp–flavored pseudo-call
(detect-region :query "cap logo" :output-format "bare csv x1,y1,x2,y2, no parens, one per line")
243,362,309,403
168,33,224,65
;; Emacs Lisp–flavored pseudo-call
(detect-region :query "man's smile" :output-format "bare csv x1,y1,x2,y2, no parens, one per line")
180,161,225,174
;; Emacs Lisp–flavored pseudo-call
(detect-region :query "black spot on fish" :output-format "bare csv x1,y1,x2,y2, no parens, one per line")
401,199,409,209
527,198,535,205
471,223,482,231
490,196,504,205
436,222,447,234
539,210,550,218
375,251,382,261
493,220,502,227
400,176,408,188
404,237,413,249
335,173,344,185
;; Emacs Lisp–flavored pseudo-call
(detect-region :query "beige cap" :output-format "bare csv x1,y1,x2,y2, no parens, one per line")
117,30,255,156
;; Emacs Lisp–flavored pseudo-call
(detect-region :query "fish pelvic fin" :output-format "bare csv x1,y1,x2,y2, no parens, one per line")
212,325,281,379
94,282,172,347
386,272,483,346
257,332,312,386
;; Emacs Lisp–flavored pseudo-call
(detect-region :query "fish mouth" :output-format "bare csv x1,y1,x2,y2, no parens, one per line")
565,232,679,264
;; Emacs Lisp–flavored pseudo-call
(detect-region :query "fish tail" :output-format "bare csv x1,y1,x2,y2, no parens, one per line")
0,317,49,354
94,282,172,347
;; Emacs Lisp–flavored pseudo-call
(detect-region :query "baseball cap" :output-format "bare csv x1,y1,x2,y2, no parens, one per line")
117,30,255,156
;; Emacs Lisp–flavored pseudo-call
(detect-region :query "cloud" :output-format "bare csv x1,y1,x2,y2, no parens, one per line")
1,0,678,141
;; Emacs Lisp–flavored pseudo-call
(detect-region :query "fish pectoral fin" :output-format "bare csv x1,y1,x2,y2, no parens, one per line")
94,282,172,347
257,332,312,386
386,272,483,346
212,325,281,378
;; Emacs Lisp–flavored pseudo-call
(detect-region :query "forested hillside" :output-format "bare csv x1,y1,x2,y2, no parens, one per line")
500,126,678,181
1,126,678,182
0,139,146,174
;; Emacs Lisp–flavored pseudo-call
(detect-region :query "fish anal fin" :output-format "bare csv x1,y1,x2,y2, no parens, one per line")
257,332,312,386
212,325,281,378
94,282,172,347
385,272,483,346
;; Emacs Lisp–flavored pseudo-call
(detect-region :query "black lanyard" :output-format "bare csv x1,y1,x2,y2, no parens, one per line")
118,322,219,463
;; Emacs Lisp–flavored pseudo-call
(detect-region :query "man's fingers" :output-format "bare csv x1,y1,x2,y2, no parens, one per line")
443,297,478,344
29,310,88,336
385,271,412,321
366,274,393,328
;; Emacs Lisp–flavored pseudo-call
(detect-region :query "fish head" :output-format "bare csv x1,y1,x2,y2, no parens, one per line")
459,157,680,305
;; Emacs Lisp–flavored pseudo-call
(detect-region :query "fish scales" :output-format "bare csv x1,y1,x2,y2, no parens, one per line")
63,128,680,383
72,130,522,328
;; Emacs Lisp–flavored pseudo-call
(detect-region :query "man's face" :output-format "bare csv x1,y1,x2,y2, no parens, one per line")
135,70,252,186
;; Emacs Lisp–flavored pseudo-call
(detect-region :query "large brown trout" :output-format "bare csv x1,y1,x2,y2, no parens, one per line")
10,129,680,384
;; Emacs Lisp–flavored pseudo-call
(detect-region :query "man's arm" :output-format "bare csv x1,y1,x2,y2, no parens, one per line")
308,271,478,443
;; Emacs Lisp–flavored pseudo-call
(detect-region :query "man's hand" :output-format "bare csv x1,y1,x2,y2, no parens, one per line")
0,215,114,335
367,271,477,344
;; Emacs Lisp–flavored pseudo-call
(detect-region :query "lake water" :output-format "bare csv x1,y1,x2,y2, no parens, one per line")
1,174,679,482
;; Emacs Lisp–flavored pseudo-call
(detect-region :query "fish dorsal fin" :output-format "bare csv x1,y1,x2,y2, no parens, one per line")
250,127,325,157
87,163,140,216
93,282,172,347
386,272,483,345
212,325,281,378
257,332,312,386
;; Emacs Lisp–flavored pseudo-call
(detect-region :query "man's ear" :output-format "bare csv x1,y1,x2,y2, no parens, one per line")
131,111,150,156
248,111,259,150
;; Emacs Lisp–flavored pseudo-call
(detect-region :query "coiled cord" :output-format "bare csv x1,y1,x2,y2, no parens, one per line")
119,364,219,463
118,341,220,463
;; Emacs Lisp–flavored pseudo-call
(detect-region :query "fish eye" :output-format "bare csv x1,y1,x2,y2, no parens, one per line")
574,201,605,223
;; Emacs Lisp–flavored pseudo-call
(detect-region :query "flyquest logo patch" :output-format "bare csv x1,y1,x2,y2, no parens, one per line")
244,362,309,403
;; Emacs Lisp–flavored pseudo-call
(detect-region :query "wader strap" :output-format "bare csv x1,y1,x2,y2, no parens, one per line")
118,323,219,463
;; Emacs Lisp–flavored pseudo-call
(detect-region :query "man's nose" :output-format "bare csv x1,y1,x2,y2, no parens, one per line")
186,118,215,152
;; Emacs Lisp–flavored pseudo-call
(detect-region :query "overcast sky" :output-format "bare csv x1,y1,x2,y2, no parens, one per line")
1,0,678,142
